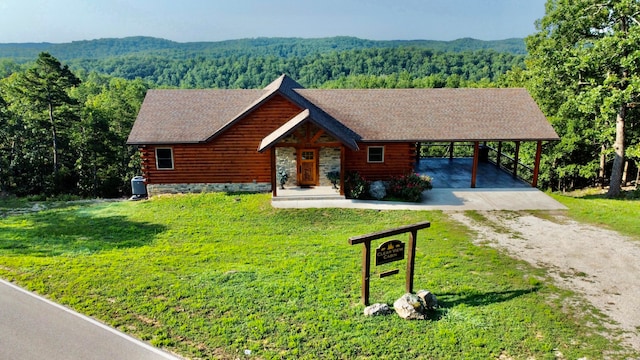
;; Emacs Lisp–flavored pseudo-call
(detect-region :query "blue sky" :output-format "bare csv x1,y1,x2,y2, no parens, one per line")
0,0,547,43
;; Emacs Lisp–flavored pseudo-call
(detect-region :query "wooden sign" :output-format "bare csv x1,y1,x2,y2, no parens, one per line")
349,221,431,305
375,240,405,266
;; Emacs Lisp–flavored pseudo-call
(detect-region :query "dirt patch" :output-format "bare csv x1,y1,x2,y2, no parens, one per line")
449,210,640,351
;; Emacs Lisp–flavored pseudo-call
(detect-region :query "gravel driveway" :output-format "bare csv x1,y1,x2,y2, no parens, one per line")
450,211,640,351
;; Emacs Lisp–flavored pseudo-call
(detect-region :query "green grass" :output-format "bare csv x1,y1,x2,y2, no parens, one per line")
0,193,636,359
549,191,640,240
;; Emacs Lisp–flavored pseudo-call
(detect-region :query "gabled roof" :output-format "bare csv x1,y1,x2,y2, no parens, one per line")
127,89,265,144
127,75,361,147
258,109,359,152
127,75,559,146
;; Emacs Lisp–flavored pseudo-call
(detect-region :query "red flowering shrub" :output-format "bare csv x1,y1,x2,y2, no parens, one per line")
388,173,432,202
344,171,369,199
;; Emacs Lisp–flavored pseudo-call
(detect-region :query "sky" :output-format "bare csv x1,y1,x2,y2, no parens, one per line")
0,0,547,44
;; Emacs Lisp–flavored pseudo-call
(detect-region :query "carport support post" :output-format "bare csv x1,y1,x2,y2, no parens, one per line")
471,141,479,188
532,141,542,187
513,141,520,178
496,141,503,168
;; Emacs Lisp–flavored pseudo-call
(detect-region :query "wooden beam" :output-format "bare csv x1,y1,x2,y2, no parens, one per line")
349,221,431,245
449,141,454,159
271,147,277,197
532,140,542,187
309,129,325,144
471,141,479,188
406,230,417,294
496,141,502,168
340,146,345,196
361,240,371,305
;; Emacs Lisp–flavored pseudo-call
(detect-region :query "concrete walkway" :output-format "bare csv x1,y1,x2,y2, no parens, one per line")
272,188,566,211
0,279,182,360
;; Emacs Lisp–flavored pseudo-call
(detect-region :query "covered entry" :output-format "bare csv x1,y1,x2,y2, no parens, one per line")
258,108,360,195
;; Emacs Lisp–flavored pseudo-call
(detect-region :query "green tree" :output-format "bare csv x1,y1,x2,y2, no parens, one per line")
9,52,81,182
526,0,640,196
71,75,148,196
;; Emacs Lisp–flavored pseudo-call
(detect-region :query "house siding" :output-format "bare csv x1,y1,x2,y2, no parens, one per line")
344,142,416,180
140,94,302,186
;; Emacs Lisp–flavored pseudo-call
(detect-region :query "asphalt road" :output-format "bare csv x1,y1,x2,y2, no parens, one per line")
0,279,182,360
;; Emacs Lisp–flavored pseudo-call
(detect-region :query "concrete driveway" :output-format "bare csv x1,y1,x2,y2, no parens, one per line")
0,279,182,360
272,187,567,211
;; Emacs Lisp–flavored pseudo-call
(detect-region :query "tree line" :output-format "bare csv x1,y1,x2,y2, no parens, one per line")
0,36,527,61
0,53,148,197
62,47,523,89
525,0,640,197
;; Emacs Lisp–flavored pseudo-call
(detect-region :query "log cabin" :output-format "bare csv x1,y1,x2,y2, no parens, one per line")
127,74,559,197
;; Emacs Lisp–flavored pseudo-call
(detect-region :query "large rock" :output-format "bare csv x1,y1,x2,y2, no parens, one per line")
369,180,386,200
416,290,438,310
364,303,393,316
393,293,426,320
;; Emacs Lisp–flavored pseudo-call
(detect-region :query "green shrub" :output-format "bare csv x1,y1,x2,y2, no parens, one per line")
388,173,433,202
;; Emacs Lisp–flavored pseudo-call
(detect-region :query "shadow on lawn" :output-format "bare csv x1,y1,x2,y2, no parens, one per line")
438,287,540,307
0,207,166,256
431,287,540,317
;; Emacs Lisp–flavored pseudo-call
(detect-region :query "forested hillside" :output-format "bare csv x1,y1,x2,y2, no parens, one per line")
67,48,523,88
1,36,526,89
0,36,527,61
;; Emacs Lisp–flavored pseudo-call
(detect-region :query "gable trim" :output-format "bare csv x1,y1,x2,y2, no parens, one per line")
258,109,360,153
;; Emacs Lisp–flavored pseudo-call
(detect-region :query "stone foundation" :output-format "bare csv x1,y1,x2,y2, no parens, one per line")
147,182,271,197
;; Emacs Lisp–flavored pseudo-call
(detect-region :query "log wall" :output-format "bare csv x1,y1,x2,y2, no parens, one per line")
140,95,302,184
344,142,416,180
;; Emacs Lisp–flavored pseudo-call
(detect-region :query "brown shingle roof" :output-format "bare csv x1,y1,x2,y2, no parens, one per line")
127,89,266,144
295,88,559,142
127,76,558,145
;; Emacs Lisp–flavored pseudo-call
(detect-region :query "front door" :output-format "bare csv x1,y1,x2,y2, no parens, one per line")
298,149,318,186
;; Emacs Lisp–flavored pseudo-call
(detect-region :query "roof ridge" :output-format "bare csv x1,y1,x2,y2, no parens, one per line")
264,74,305,91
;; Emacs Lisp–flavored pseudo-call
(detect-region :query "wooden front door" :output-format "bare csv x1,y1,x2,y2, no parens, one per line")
298,149,318,186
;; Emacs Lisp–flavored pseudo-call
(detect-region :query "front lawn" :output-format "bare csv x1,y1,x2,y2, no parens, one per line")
0,193,635,359
549,191,640,240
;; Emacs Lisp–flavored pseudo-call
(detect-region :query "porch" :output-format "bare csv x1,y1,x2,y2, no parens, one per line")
416,158,531,188
274,156,532,200
270,156,566,210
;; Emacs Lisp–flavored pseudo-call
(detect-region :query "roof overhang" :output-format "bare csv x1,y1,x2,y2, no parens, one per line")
258,109,359,152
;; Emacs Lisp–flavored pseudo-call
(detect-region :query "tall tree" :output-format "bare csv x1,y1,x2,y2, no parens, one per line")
10,52,81,178
526,0,640,196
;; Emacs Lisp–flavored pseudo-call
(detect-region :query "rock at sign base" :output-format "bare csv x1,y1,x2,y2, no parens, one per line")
393,293,426,320
416,289,438,310
364,303,393,316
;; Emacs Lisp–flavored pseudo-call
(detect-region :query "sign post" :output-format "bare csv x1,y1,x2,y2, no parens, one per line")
348,221,430,306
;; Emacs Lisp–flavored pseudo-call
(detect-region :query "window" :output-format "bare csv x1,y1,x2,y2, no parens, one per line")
155,148,174,170
367,146,384,163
